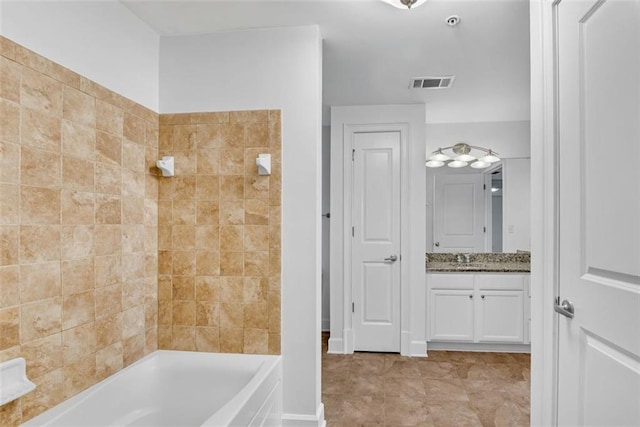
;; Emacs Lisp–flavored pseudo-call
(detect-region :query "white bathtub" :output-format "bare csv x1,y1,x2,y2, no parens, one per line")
22,350,282,427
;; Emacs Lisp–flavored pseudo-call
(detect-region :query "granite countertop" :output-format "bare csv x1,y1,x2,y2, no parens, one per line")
426,252,531,273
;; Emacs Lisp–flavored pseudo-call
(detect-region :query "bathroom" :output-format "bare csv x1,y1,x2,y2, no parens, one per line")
0,0,322,424
1,0,526,425
2,1,638,426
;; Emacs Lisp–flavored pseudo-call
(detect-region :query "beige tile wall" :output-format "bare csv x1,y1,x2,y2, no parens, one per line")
157,111,281,355
0,37,159,425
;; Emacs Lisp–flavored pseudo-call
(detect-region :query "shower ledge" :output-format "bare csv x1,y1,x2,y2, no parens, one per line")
0,357,36,406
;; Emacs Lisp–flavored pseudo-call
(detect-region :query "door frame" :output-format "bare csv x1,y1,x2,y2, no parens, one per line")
530,0,561,425
329,104,426,356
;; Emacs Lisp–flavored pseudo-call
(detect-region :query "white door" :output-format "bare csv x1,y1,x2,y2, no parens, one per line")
556,0,640,425
433,174,486,252
352,131,401,352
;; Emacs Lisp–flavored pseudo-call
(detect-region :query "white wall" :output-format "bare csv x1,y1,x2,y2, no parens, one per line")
0,0,160,111
426,120,531,159
503,158,531,252
160,26,324,425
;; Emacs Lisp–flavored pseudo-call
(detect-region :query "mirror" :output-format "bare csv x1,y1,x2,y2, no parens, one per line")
490,166,503,252
427,158,530,253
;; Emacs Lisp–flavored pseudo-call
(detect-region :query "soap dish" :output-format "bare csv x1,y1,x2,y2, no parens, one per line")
0,358,36,406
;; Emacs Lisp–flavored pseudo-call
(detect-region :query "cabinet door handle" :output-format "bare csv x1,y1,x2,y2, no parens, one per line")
481,295,485,299
468,295,473,299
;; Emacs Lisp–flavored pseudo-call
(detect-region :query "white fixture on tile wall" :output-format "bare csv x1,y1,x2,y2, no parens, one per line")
156,156,174,177
0,358,36,406
256,154,271,175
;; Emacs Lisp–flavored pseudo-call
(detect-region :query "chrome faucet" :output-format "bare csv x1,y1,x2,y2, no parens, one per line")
456,253,471,264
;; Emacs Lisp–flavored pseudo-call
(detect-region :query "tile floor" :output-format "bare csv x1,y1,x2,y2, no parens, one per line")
322,334,530,426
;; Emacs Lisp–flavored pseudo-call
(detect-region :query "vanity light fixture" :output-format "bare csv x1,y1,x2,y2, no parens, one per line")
426,143,500,169
380,0,428,9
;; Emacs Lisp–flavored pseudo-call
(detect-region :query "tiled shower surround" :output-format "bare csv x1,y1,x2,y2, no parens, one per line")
0,37,281,425
157,111,281,354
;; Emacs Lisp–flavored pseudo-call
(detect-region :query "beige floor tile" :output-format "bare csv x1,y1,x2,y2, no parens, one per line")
321,333,530,426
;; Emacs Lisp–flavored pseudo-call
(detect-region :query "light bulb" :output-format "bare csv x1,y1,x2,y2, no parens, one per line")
426,160,445,168
380,0,429,9
447,160,468,168
470,160,490,169
428,150,451,162
455,154,476,162
480,151,500,163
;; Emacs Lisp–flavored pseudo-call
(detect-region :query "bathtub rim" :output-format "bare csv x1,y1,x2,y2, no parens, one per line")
21,350,282,427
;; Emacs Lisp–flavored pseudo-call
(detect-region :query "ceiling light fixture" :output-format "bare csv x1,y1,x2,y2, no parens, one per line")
381,0,428,10
426,143,501,169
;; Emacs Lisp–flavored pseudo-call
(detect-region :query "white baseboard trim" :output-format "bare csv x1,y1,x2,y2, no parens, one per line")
400,331,410,356
343,328,354,353
410,340,428,357
327,337,343,354
282,403,325,427
427,341,532,353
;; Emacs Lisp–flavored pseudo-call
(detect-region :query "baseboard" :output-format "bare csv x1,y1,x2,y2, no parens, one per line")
282,403,325,427
400,333,427,357
427,341,532,353
327,337,343,354
410,340,428,357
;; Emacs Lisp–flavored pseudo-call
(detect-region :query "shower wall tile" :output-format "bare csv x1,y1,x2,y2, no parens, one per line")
0,141,20,183
157,110,281,355
0,37,158,425
62,156,95,192
0,35,282,426
20,108,61,152
0,100,20,145
20,146,61,188
63,86,96,128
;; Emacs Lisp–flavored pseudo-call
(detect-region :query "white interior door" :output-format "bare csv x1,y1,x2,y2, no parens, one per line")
433,174,486,252
556,1,640,425
352,131,401,352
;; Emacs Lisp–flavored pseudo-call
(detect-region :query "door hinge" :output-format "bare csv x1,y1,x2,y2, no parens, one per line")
483,226,486,233
352,226,354,237
352,302,355,313
352,149,355,161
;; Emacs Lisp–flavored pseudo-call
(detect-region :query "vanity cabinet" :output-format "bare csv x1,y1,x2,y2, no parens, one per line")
427,273,529,346
428,274,475,342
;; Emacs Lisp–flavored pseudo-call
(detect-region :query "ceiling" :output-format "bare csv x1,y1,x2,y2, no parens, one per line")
121,0,531,124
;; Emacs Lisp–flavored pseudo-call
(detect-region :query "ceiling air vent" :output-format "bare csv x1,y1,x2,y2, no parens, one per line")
410,76,455,89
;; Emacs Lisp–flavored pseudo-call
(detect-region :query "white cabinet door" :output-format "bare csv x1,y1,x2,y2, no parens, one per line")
476,290,524,343
429,289,474,342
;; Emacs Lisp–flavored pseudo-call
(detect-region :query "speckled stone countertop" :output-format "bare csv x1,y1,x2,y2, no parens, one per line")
426,252,531,273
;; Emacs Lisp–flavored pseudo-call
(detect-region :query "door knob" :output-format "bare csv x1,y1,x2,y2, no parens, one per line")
434,242,440,247
554,298,574,319
384,255,398,262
